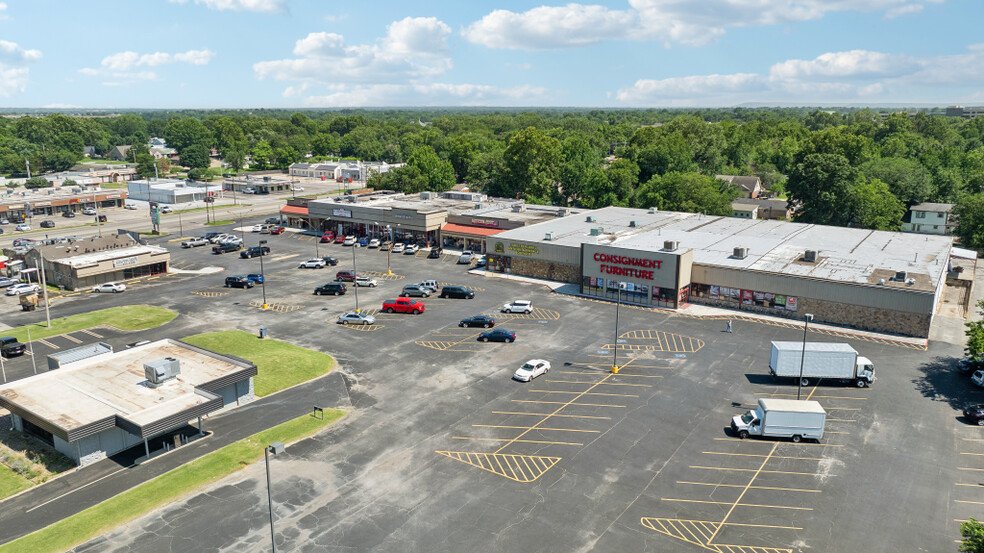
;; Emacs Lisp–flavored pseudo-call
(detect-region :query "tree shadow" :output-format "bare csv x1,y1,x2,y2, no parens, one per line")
913,355,981,410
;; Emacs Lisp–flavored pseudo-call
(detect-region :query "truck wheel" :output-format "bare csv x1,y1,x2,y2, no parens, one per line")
792,434,802,443
856,379,867,388
412,309,420,315
800,377,810,387
386,307,394,313
978,419,984,427
738,430,748,439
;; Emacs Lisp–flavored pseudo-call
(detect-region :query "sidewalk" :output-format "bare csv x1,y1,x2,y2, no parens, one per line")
469,268,928,347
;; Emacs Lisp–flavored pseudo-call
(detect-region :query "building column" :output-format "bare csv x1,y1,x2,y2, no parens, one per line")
144,438,150,458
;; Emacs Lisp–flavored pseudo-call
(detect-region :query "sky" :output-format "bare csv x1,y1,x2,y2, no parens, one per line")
0,0,982,108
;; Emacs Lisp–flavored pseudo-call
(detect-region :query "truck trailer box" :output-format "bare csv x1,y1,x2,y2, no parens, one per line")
731,398,826,443
769,341,875,387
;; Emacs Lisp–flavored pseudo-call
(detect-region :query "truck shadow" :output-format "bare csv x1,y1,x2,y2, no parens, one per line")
913,355,980,411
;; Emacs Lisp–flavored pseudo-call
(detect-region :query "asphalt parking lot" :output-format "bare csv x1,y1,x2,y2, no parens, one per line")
0,218,976,552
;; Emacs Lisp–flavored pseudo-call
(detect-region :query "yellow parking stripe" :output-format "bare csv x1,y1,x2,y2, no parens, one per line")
527,390,639,398
471,425,600,433
452,437,583,446
661,498,812,511
677,481,820,493
511,400,626,408
491,411,611,420
690,466,818,476
543,379,653,387
701,451,823,461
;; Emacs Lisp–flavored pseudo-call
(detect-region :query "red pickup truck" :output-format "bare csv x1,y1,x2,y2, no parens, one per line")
382,298,425,314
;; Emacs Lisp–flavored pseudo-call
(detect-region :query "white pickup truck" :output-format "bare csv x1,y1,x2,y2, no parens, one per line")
181,237,209,248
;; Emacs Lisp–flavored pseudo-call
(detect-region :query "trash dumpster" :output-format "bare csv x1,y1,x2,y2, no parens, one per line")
259,327,267,339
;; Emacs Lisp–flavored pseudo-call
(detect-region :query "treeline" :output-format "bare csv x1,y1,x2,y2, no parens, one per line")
1,108,984,249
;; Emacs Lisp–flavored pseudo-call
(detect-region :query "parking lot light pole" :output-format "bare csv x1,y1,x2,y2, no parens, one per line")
265,441,285,553
259,239,268,309
352,245,360,312
611,281,622,374
797,313,815,400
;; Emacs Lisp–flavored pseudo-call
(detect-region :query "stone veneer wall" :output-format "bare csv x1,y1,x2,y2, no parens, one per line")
689,294,931,337
507,257,580,284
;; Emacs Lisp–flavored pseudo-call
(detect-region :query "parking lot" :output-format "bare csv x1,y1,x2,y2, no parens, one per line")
0,217,976,552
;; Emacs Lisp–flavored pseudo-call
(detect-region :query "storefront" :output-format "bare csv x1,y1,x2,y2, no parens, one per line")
580,244,693,308
26,233,171,291
0,191,127,219
440,223,504,252
307,197,447,246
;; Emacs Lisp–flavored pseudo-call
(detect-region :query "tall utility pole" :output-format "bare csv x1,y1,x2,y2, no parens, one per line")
25,159,31,179
37,256,50,328
611,281,622,374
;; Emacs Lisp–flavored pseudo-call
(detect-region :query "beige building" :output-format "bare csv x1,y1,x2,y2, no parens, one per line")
901,202,954,235
25,233,170,291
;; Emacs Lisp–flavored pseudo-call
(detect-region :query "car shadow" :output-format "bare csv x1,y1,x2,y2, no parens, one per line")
913,355,981,410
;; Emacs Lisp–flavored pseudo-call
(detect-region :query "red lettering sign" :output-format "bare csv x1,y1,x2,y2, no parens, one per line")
594,252,662,280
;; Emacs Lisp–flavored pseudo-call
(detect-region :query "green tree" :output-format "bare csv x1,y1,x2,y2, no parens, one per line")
861,157,933,205
407,146,455,191
786,153,862,225
961,517,984,553
558,135,598,204
163,118,212,152
607,158,640,204
179,144,211,169
310,133,339,157
954,193,984,251
251,141,274,170
633,132,696,181
274,145,302,169
846,178,905,230
447,134,480,182
635,172,740,215
24,176,51,189
497,127,561,201
224,146,246,172
136,153,158,178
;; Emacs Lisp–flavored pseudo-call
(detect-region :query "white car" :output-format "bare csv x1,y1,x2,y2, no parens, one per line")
404,244,419,255
15,224,31,232
974,370,984,388
368,238,380,248
502,300,533,314
124,204,138,210
92,282,126,293
457,252,473,264
298,258,327,269
249,225,263,232
418,280,439,292
159,206,173,214
343,235,357,246
514,359,551,382
243,187,256,194
293,186,304,192
209,233,232,243
354,276,378,287
6,283,40,296
181,237,209,248
81,208,97,215
337,311,376,325
391,243,405,254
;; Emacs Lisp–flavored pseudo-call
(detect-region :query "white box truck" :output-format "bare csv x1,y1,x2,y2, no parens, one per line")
770,341,875,388
731,398,826,443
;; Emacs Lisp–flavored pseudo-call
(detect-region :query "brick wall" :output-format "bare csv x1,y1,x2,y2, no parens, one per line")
507,257,580,284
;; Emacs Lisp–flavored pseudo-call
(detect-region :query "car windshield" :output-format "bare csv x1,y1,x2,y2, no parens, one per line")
740,411,757,424
520,363,534,371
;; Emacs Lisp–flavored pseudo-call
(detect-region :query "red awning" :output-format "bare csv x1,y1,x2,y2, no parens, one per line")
280,205,309,215
441,223,505,237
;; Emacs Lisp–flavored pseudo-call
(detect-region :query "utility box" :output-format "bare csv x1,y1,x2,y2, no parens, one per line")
144,357,181,387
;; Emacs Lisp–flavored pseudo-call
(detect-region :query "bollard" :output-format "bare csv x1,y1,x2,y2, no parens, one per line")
259,327,267,339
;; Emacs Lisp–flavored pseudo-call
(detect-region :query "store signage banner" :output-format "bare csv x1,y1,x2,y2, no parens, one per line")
332,208,352,218
582,244,682,289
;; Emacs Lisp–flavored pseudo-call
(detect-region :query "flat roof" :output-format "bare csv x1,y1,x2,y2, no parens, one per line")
53,244,169,268
494,206,953,292
0,339,255,442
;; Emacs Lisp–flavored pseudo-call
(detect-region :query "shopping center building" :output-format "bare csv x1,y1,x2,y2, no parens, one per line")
487,206,955,337
25,232,171,290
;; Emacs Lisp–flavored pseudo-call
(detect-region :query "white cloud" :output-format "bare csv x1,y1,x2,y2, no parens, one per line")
884,3,924,17
0,66,29,97
616,73,765,103
463,4,635,50
0,40,40,97
0,40,42,64
254,17,452,84
168,0,286,13
100,49,215,71
303,83,553,107
43,103,81,109
769,50,919,81
465,0,944,50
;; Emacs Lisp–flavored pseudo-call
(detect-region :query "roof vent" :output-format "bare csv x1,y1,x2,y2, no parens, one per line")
648,207,657,214
803,250,818,263
144,357,180,387
733,247,748,259
906,277,915,285
512,204,525,212
544,232,553,241
586,216,595,222
878,278,885,285
894,270,907,281
663,240,679,252
474,203,482,209
629,220,637,228
556,208,568,217
589,227,603,236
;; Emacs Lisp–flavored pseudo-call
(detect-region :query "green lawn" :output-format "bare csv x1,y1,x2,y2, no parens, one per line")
0,411,345,553
205,219,235,226
6,305,177,343
0,467,31,500
99,182,128,189
182,331,334,396
170,203,252,215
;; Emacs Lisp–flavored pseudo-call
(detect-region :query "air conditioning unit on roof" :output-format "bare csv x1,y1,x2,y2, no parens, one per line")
803,250,818,263
733,247,748,259
663,240,678,251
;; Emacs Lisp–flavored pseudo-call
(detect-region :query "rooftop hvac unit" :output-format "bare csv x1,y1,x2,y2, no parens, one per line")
586,216,596,222
263,176,271,182
629,220,637,227
512,204,525,212
648,207,657,214
663,240,679,251
419,191,433,199
589,227,603,236
733,247,748,259
556,208,568,217
144,357,180,387
906,278,916,285
803,250,818,263
544,232,553,241
895,270,907,281
475,203,482,209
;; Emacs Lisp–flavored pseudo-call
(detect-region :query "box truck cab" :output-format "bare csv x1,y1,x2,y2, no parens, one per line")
731,398,826,443
769,341,875,388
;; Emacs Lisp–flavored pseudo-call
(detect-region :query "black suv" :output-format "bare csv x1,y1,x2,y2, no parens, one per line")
0,336,26,358
9,216,24,224
440,285,475,299
428,247,443,259
225,276,255,289
965,405,984,425
314,282,346,296
62,211,76,218
213,242,242,254
40,220,55,228
240,245,271,259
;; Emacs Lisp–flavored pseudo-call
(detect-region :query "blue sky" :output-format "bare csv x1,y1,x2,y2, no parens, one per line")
0,0,982,108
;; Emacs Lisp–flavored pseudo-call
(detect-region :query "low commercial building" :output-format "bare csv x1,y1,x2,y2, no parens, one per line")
127,179,222,204
25,233,170,290
224,174,294,195
44,164,138,186
0,188,127,220
0,339,257,466
487,205,953,337
289,161,403,182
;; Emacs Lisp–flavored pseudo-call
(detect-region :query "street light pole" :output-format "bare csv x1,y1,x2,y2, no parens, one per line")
612,281,622,374
796,313,815,400
352,244,359,312
259,239,268,310
386,225,392,275
264,442,285,553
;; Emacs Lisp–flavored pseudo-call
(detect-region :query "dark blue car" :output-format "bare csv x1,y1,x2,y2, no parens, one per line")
246,273,265,284
478,328,516,343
